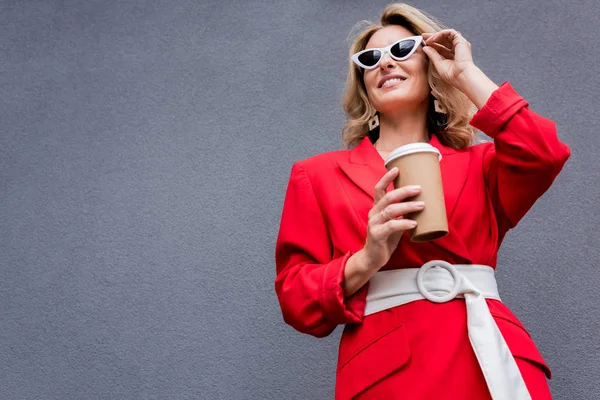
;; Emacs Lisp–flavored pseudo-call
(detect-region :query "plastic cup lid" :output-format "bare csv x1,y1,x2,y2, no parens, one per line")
384,142,442,167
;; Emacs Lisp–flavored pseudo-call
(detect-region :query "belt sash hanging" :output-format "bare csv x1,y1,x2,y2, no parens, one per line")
363,260,532,400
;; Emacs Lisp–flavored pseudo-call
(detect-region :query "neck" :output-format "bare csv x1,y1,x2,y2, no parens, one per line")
375,103,430,151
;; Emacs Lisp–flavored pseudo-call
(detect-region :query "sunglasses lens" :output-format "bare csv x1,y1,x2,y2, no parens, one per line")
391,39,416,59
358,49,381,67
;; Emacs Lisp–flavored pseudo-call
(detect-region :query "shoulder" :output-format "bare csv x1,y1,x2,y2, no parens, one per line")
292,148,350,177
463,140,497,173
282,149,348,197
436,138,494,161
467,139,495,157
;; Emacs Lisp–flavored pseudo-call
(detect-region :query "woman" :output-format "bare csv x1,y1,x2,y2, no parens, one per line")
274,3,570,399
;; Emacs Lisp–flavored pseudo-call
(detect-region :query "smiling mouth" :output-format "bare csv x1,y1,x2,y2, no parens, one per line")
380,77,406,88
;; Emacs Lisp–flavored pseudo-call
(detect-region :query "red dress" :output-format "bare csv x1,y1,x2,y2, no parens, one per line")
274,82,570,399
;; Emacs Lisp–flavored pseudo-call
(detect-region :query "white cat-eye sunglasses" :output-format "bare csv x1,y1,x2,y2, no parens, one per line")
351,36,425,70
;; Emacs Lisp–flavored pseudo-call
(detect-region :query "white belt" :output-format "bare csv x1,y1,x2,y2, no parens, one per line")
364,260,531,400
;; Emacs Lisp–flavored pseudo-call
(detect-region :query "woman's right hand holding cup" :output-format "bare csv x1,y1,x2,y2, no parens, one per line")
363,167,424,270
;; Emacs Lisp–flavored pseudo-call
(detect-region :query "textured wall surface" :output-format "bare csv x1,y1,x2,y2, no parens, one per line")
1,0,598,399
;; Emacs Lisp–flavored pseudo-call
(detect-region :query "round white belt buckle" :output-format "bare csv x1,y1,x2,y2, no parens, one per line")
417,260,462,303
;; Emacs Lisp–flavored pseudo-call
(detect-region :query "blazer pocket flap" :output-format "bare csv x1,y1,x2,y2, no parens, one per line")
493,313,552,379
336,324,411,400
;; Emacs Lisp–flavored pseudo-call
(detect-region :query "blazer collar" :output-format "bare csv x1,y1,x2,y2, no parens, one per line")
337,133,472,262
344,134,455,197
349,133,455,165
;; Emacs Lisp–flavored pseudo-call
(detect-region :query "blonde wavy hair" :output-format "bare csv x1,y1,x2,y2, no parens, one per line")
341,3,478,150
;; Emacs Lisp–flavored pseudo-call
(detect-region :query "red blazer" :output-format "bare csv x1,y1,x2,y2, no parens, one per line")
274,82,570,399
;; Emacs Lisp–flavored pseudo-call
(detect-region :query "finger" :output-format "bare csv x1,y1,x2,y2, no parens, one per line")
437,31,472,61
426,36,453,51
425,29,462,48
381,218,418,236
424,29,449,43
422,45,445,64
449,31,470,50
374,167,398,205
377,207,393,225
427,28,459,40
375,201,425,224
421,32,436,42
454,31,472,50
431,41,453,54
372,185,421,215
432,42,454,59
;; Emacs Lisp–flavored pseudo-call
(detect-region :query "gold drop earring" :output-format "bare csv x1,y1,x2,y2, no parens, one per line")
368,112,380,131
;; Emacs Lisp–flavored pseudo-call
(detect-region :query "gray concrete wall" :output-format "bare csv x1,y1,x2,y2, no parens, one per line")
1,0,598,398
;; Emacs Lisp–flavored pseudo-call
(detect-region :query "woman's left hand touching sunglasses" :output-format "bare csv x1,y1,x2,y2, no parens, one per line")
422,29,477,89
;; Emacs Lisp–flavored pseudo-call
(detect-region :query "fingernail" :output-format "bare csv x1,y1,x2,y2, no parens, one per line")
390,167,398,173
416,201,425,207
409,185,421,191
409,220,418,227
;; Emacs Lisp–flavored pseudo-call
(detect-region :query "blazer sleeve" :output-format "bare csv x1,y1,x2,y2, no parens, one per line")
470,82,571,237
274,162,364,338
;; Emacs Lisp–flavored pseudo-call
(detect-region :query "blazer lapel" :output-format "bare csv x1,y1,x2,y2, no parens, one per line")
337,134,472,263
337,136,392,200
429,135,472,262
430,134,469,222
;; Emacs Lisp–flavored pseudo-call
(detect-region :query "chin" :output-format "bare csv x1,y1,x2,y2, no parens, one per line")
376,97,417,113
374,91,429,114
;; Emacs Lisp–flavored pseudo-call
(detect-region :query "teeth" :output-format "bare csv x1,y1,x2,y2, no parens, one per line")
382,77,405,87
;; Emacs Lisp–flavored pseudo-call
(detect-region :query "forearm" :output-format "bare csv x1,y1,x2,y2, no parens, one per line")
456,66,499,110
342,249,379,298
470,80,571,232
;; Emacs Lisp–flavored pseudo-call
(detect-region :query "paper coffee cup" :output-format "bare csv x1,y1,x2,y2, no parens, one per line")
384,143,448,242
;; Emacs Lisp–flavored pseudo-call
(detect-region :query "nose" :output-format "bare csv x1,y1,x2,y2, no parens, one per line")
379,51,395,70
